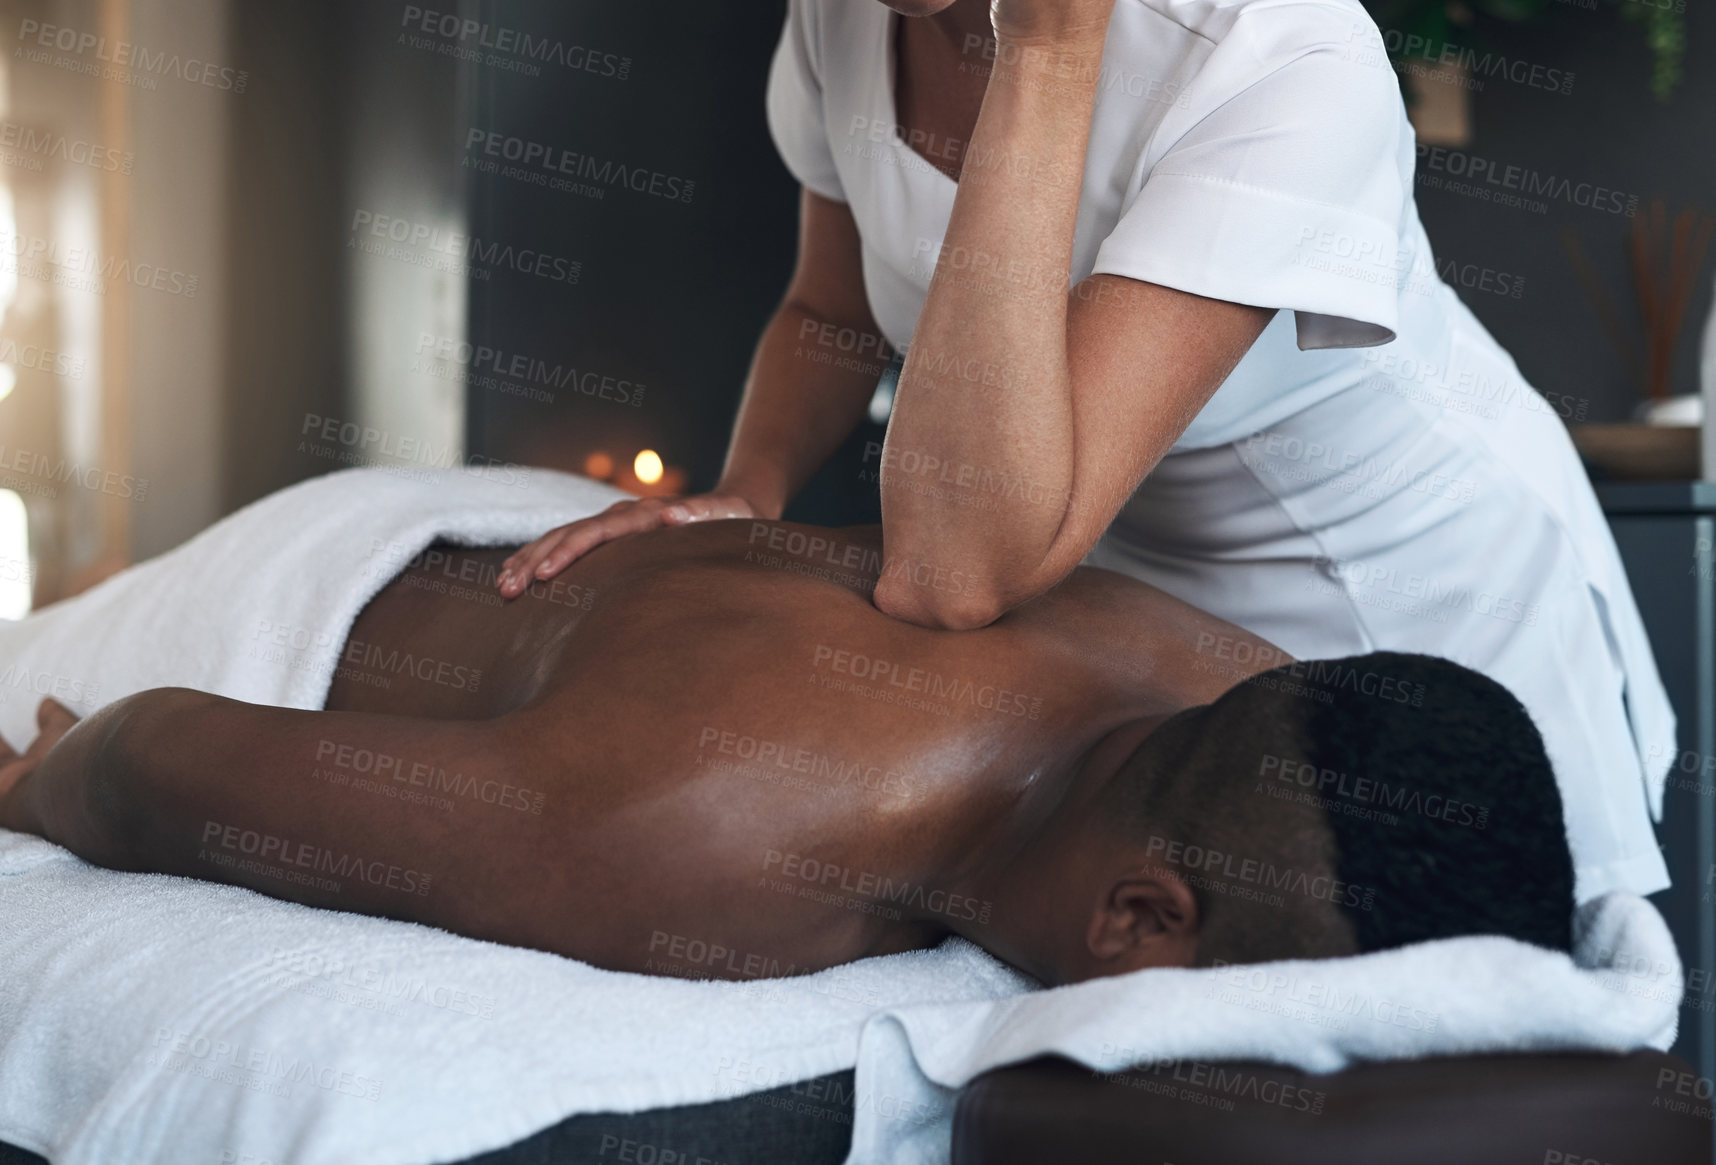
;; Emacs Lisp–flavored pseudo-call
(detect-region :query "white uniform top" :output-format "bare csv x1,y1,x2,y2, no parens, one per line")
767,0,1445,449
765,0,1678,899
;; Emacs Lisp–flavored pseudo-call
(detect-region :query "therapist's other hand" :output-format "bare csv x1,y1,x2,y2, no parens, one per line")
0,698,79,811
497,493,762,598
990,0,1116,48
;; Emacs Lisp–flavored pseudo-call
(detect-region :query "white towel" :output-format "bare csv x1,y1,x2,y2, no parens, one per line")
0,467,1682,1165
845,892,1682,1164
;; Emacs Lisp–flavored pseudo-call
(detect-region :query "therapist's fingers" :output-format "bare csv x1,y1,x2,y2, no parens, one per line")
535,502,669,577
497,500,669,597
499,501,630,587
658,495,759,525
499,525,590,597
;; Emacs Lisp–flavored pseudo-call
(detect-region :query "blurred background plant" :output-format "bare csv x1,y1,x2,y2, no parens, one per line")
1361,0,1686,101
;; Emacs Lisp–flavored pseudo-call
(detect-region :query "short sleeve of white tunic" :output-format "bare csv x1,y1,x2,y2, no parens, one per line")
764,0,1430,448
765,0,846,204
1087,5,1408,349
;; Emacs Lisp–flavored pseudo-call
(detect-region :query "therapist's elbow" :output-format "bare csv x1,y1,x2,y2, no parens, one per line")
872,569,1008,631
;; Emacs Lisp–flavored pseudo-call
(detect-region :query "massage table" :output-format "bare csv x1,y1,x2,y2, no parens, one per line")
3,1051,1703,1164
0,470,1696,1164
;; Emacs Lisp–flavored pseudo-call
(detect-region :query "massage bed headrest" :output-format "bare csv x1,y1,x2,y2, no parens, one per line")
954,1051,1712,1164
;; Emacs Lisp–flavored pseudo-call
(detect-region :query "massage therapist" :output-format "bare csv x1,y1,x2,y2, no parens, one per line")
497,0,1673,904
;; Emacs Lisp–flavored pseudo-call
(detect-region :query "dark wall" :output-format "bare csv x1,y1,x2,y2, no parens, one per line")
1400,2,1715,420
222,0,350,513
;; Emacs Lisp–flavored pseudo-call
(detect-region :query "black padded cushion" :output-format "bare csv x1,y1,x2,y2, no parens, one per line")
953,1052,1713,1165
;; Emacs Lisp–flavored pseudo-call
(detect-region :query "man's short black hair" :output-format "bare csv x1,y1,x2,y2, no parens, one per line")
1109,650,1575,962
1297,651,1574,952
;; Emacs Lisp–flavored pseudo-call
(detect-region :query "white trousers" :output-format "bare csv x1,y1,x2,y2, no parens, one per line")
1087,376,1673,902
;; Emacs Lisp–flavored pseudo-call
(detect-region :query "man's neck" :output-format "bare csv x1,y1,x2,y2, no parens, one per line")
930,714,1172,984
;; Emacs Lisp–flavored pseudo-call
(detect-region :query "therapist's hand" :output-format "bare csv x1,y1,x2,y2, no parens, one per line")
497,493,763,598
990,0,1116,48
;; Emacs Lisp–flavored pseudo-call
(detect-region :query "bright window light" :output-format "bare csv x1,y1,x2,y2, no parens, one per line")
0,364,15,404
0,489,30,620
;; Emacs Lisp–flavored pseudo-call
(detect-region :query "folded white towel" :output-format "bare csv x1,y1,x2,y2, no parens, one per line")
0,467,1683,1165
845,892,1682,1163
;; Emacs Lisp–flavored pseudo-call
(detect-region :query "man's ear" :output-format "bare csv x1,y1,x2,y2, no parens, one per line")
1084,872,1200,973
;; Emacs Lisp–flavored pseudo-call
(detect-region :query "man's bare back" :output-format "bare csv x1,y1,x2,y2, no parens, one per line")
1,518,1286,982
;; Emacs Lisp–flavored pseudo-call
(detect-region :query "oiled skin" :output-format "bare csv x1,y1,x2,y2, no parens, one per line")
294,518,1280,979
8,518,1283,983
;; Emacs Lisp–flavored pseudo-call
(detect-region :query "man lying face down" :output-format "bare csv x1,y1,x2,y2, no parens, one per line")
0,516,1573,985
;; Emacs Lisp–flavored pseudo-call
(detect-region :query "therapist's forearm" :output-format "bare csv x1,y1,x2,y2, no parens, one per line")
717,300,890,518
877,35,1107,628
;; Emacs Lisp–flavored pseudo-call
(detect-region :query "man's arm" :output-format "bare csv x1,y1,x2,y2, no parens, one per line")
1,688,553,947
